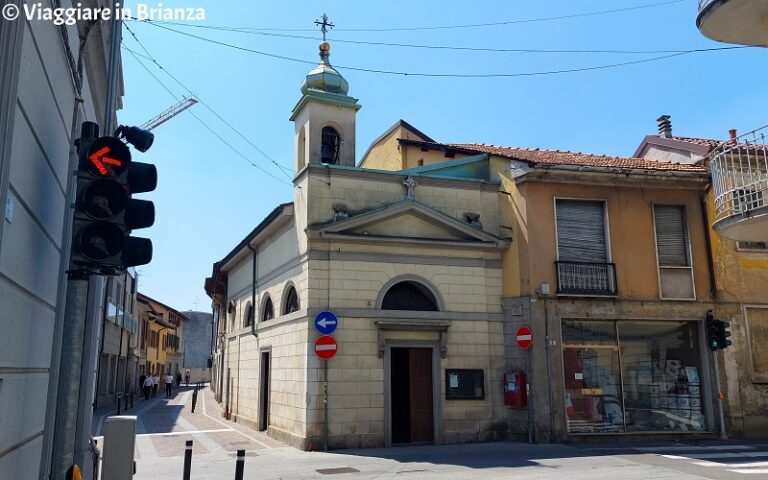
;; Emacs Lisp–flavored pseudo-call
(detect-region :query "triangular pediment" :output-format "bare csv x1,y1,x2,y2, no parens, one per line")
308,200,508,249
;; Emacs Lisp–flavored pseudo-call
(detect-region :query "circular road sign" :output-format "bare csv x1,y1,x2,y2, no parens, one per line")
516,326,532,350
314,311,338,335
314,335,338,360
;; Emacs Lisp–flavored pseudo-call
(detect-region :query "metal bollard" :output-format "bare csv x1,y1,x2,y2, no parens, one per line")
191,388,198,413
183,440,193,480
130,391,134,410
234,449,245,480
116,394,121,415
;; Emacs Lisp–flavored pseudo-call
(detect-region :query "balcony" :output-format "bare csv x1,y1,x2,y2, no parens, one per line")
710,125,768,241
556,261,617,297
697,0,768,46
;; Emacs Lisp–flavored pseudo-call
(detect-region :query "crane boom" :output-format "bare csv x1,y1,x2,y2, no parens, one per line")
139,97,199,131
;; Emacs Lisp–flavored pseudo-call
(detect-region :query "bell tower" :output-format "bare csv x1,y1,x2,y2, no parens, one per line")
290,33,361,173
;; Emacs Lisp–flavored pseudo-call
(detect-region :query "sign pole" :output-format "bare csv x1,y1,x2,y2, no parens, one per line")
526,347,532,444
323,359,329,451
712,350,727,440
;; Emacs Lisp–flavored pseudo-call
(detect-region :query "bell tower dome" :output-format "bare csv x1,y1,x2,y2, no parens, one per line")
290,41,361,173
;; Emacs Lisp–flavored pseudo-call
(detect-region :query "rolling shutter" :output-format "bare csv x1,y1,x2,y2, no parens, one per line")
556,200,607,262
654,206,689,267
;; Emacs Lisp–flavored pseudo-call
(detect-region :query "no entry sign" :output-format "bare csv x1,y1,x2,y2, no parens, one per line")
314,335,338,360
516,326,532,350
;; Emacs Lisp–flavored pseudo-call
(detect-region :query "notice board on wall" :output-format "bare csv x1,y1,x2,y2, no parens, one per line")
445,369,485,400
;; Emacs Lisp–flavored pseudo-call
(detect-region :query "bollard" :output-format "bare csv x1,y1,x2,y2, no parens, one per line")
116,394,121,415
183,440,193,480
191,388,198,413
234,449,245,480
130,391,134,410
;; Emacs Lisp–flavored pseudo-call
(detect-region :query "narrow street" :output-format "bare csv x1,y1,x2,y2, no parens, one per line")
92,386,768,479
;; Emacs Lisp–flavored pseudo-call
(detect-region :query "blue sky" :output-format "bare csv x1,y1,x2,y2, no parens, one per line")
117,0,768,311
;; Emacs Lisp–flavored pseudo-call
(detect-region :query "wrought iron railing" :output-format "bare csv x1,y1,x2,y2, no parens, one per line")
556,261,617,296
710,125,768,224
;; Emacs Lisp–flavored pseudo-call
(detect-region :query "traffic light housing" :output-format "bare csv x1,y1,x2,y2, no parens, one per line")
71,121,156,271
706,311,732,351
717,320,732,350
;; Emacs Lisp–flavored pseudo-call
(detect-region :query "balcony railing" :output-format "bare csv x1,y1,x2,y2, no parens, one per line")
710,125,768,241
556,261,617,296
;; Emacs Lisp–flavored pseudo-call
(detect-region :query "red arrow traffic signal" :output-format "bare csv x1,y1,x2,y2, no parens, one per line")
88,146,124,176
85,137,130,177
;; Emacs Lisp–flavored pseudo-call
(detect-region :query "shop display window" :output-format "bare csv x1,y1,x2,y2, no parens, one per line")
562,319,706,434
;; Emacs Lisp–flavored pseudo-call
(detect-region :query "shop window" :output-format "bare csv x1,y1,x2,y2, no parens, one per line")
562,319,705,434
555,200,615,296
745,307,768,383
381,281,439,311
283,286,299,314
653,205,694,299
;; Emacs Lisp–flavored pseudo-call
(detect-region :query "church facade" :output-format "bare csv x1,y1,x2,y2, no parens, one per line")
206,42,510,449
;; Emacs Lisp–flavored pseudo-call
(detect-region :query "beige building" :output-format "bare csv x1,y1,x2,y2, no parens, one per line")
207,42,509,449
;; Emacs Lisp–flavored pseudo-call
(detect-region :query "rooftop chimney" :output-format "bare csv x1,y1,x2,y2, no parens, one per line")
729,129,738,144
657,115,672,138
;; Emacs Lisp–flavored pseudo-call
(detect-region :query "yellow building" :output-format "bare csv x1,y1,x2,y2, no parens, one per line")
635,120,768,437
361,121,723,441
137,293,186,378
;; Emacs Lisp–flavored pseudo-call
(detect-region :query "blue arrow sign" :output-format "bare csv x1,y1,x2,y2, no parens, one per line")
314,311,338,335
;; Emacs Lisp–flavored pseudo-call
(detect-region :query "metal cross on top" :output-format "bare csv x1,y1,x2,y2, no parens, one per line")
314,13,334,41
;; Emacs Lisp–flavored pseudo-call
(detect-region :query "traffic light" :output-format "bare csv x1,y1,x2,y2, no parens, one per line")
71,121,156,271
706,312,720,351
717,320,732,350
705,311,733,351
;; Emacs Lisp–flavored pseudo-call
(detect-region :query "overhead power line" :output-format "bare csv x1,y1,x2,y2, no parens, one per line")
137,21,750,79
122,23,293,182
138,19,724,56
122,44,292,185
187,0,685,33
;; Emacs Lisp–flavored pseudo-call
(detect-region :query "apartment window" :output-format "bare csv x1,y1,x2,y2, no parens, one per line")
653,205,694,299
737,241,768,251
745,307,768,383
555,199,616,296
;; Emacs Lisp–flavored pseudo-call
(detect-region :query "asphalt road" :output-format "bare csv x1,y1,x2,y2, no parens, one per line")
93,388,768,479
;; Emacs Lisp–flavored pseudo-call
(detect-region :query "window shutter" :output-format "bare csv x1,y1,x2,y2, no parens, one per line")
556,200,607,262
654,206,689,267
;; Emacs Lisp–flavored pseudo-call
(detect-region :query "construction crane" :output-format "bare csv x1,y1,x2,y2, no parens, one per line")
139,97,198,131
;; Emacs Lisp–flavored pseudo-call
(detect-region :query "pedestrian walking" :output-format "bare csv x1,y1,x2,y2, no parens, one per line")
164,372,174,398
139,374,146,393
142,375,153,400
176,371,182,386
151,373,159,397
185,369,190,387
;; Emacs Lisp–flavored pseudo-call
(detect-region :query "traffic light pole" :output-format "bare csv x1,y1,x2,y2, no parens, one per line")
711,350,728,440
50,275,89,479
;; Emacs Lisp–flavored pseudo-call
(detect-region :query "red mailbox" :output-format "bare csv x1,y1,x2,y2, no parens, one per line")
504,371,527,408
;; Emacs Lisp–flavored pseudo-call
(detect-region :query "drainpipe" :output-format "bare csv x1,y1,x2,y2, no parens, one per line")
700,188,718,301
247,244,258,338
